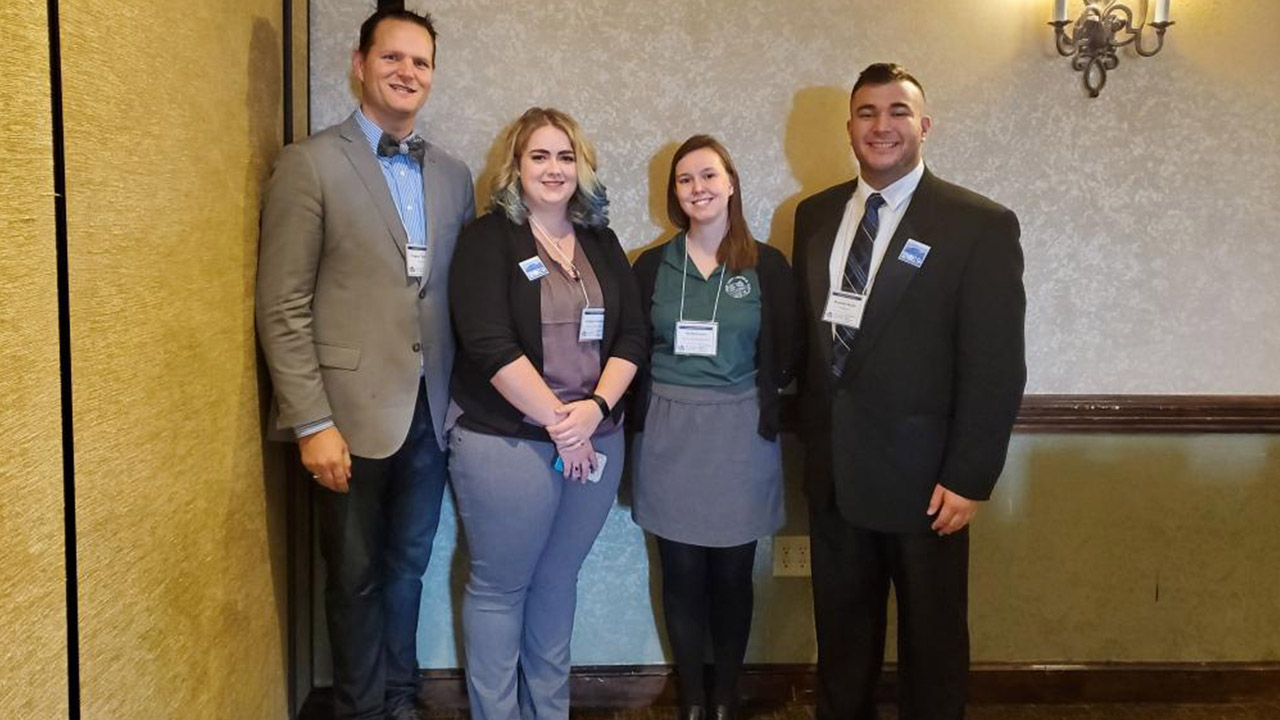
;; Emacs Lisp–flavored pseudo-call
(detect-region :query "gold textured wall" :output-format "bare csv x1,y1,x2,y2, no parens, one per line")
291,0,310,143
59,0,288,716
0,2,70,718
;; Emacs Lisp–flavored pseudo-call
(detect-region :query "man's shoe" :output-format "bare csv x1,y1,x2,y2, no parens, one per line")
386,703,424,720
711,704,735,720
680,706,706,720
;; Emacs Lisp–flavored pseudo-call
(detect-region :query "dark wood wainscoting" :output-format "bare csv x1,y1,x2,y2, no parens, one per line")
1016,395,1280,433
297,662,1280,718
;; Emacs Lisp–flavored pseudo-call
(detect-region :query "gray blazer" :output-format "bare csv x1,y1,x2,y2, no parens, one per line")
256,114,475,457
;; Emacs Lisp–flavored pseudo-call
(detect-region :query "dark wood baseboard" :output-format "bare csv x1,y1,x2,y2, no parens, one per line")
1016,395,1280,433
296,662,1280,717
557,663,1280,706
962,663,1280,704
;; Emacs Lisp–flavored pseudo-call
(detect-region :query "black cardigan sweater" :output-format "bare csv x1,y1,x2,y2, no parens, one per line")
448,211,648,439
630,239,802,441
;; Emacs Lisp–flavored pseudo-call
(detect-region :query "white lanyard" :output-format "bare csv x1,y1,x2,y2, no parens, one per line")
672,237,726,357
530,216,592,309
678,237,726,323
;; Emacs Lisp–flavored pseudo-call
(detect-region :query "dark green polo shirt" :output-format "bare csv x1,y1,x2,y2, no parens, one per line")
650,234,761,387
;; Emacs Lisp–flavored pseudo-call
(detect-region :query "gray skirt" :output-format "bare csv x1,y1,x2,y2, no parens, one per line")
632,380,783,547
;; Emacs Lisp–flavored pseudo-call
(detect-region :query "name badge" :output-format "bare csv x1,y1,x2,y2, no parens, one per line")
406,244,428,279
822,290,867,329
674,320,719,356
519,256,549,281
579,307,605,341
898,239,930,268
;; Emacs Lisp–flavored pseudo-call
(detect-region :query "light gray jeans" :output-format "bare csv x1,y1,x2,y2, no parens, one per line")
448,425,624,720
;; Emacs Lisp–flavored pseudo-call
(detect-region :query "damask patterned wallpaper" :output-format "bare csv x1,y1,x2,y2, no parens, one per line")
305,1,1280,673
314,0,1280,395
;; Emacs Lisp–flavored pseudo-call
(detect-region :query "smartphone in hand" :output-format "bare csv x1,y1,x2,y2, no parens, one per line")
552,452,608,483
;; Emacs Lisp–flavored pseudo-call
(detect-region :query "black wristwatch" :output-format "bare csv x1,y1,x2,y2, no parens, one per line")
588,393,611,419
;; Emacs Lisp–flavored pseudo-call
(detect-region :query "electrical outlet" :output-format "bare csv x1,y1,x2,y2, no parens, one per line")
772,535,811,577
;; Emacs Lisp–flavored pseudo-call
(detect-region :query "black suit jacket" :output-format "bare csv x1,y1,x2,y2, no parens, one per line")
793,168,1026,533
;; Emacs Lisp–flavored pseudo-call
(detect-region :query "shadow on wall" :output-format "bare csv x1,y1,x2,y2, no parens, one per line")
448,499,470,669
347,66,361,111
769,85,857,258
472,119,513,219
243,13,293,710
632,140,680,261
238,12,293,707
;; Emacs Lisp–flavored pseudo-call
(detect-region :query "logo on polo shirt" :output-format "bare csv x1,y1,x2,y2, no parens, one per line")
724,275,752,299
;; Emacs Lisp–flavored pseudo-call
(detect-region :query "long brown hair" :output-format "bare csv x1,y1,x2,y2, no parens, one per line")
666,135,757,272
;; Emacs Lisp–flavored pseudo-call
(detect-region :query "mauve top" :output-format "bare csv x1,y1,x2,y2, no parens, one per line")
530,235,618,436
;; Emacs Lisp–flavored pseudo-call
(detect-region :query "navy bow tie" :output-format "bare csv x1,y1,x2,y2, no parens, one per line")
377,133,426,164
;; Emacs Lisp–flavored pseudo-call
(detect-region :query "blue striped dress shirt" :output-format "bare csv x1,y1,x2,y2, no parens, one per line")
353,108,428,248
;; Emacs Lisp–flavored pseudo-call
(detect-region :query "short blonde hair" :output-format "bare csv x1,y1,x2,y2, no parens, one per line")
490,107,610,228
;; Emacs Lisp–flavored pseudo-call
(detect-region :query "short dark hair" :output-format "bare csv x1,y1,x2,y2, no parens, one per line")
852,63,925,102
357,8,438,61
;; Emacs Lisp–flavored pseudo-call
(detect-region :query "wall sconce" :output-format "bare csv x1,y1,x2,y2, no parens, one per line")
1050,0,1174,97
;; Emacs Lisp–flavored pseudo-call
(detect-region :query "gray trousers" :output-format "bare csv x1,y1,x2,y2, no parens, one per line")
448,426,624,720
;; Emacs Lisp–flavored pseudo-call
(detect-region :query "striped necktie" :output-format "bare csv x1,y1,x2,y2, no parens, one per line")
831,192,885,378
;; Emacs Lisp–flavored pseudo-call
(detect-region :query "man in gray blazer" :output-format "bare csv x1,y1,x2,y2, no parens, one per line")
256,8,474,719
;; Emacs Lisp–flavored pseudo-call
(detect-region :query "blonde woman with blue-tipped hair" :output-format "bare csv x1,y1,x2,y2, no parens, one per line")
447,107,647,720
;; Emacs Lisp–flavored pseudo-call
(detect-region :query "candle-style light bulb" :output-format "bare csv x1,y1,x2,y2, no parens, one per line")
1155,0,1171,23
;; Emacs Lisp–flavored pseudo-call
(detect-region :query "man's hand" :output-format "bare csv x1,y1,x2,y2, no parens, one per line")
547,400,604,449
299,426,352,493
927,484,978,536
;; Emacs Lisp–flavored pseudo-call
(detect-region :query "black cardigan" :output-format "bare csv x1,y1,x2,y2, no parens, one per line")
448,211,648,439
630,240,801,441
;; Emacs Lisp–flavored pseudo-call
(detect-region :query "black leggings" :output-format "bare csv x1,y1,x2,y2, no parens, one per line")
656,536,758,709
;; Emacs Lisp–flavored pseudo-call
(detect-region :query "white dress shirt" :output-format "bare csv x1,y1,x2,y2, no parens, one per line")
827,162,926,318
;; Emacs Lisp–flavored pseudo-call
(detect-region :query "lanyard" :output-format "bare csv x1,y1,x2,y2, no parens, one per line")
530,216,593,309
678,235,726,323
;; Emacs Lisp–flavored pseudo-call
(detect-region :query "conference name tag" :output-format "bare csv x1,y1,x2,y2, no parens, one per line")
674,320,719,356
579,308,605,341
406,244,428,279
822,290,867,329
898,239,931,268
519,256,549,281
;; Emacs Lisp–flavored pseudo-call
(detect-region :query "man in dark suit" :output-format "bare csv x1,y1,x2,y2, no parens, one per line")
793,63,1026,720
256,8,474,720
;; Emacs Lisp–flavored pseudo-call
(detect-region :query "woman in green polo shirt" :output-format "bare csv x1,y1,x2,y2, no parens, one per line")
630,135,800,720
